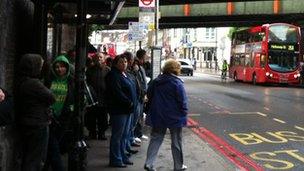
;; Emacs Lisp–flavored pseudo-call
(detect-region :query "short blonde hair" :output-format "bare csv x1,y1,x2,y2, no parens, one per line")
162,59,181,75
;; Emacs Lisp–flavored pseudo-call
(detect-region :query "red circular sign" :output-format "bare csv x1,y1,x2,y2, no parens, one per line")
141,0,153,6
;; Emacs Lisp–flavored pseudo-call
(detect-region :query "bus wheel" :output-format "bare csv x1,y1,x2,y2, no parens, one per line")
252,73,257,85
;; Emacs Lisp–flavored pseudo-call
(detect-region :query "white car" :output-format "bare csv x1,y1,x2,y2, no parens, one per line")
177,59,194,76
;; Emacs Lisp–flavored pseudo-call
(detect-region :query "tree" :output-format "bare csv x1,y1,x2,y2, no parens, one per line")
228,27,249,40
88,24,104,37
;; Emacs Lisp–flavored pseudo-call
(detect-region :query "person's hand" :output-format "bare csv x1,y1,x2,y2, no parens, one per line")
0,89,5,102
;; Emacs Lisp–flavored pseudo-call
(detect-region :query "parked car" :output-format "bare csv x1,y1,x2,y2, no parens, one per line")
177,59,193,76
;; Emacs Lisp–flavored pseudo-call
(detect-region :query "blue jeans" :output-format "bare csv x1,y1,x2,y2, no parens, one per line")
43,126,65,171
134,101,144,138
127,102,141,147
109,114,131,165
145,127,184,170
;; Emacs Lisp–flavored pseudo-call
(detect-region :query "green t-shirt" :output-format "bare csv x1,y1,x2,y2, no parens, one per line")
50,79,68,117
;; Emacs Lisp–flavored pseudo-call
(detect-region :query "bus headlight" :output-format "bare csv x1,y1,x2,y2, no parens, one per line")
294,73,301,78
266,72,270,76
270,73,273,77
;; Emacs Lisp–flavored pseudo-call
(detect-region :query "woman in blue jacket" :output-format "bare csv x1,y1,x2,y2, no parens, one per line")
144,59,188,171
106,55,137,168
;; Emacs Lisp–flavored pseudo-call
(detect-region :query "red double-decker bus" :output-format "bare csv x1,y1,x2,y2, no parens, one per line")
229,23,302,84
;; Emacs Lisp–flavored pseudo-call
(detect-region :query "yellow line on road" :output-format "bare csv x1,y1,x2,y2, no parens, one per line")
256,112,267,117
273,118,286,124
188,114,201,117
295,125,304,131
264,107,270,111
229,112,258,115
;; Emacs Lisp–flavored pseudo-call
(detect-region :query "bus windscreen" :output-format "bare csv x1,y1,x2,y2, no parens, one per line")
268,25,298,43
268,51,298,72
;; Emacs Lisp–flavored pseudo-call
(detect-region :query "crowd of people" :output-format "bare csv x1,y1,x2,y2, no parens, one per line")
0,48,189,171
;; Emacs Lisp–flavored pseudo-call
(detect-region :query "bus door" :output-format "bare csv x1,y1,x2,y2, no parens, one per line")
244,54,253,82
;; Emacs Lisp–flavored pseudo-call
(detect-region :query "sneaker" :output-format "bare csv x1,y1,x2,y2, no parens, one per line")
134,137,142,143
141,135,149,140
144,164,156,171
181,165,187,170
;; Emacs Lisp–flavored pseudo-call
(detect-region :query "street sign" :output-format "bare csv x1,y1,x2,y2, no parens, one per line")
139,0,155,8
139,12,155,30
128,22,148,41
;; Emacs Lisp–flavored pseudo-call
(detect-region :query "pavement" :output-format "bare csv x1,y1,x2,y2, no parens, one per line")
194,68,222,77
86,126,237,171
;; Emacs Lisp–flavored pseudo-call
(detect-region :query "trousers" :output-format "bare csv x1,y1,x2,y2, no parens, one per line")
145,127,184,170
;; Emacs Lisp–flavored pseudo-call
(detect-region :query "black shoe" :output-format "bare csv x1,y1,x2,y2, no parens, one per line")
144,165,156,171
131,143,141,147
109,163,127,168
124,161,134,165
127,149,139,154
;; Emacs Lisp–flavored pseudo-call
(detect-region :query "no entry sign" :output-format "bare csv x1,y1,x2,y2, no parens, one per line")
139,0,155,8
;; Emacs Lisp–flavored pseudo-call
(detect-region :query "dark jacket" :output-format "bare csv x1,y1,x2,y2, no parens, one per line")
146,73,188,128
86,64,110,107
0,88,14,126
105,67,136,115
15,54,56,126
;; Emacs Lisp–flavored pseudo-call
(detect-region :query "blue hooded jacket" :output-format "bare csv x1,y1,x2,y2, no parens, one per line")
146,74,188,128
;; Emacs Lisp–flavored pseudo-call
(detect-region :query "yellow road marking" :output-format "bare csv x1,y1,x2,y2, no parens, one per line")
257,112,267,117
229,112,258,115
188,114,201,117
295,125,304,131
273,118,286,124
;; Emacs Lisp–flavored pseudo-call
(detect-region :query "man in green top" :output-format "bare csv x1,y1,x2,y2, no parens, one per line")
221,60,229,80
44,55,74,171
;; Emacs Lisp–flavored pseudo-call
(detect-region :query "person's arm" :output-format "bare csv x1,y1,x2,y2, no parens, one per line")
23,79,55,105
175,82,188,116
108,73,133,108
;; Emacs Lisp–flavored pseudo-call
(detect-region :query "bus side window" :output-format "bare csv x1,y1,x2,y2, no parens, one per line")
260,54,266,67
232,33,236,45
240,55,245,66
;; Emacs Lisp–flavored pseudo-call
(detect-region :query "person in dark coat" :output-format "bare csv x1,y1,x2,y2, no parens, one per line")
144,59,188,171
86,52,110,140
43,55,74,171
106,55,137,168
0,87,13,126
15,54,55,171
134,49,148,140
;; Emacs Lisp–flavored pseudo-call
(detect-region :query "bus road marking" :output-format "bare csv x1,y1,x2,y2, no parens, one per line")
295,125,304,131
273,118,286,124
257,112,267,117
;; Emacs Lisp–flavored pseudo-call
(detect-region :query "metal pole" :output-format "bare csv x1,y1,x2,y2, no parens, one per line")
33,1,48,57
154,0,159,46
69,0,87,170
